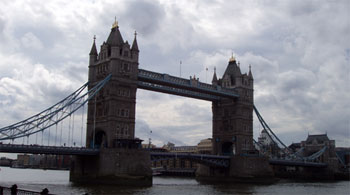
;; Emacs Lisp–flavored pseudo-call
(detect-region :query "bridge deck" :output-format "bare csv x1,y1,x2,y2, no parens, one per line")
0,144,328,168
0,144,99,156
269,159,328,168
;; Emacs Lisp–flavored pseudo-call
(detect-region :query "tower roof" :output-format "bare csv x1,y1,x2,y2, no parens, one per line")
106,19,124,46
223,57,241,78
248,64,253,79
131,31,139,51
89,36,98,55
212,67,218,83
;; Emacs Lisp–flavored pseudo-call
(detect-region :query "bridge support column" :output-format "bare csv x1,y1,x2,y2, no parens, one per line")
70,148,152,186
196,156,274,183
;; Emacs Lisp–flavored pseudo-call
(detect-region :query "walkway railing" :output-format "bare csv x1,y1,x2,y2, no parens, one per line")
0,144,99,155
0,185,52,195
138,69,239,100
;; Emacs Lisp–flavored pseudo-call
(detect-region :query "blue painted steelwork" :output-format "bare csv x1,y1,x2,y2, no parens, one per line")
138,69,239,100
138,81,220,101
0,144,99,155
253,105,290,153
303,146,327,161
0,74,112,141
150,152,230,168
254,105,329,165
269,159,327,167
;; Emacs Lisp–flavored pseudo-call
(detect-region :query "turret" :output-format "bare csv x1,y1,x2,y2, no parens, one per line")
248,64,253,79
212,67,218,86
131,31,139,61
89,36,98,65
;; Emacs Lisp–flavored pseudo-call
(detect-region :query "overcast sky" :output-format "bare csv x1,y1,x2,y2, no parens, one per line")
0,0,349,149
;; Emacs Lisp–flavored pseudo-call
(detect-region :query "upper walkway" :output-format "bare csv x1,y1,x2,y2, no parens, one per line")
138,69,239,101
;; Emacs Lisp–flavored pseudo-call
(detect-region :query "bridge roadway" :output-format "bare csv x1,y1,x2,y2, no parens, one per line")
0,144,99,156
0,144,327,168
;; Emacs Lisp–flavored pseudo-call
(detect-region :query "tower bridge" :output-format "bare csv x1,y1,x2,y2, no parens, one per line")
0,21,341,186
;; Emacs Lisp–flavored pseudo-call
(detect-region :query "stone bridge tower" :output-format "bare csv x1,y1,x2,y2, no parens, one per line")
70,21,152,186
86,20,139,148
212,56,254,155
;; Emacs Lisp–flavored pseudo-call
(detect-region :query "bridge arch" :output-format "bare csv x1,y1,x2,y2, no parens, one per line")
221,142,234,156
94,129,108,148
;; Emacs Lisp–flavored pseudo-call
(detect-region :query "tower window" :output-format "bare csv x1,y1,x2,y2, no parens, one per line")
124,51,129,57
123,63,129,72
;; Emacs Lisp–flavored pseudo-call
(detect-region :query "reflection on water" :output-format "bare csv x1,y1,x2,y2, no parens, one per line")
1,166,349,195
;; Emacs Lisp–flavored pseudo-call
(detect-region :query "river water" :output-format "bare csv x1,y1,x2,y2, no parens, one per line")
0,166,349,195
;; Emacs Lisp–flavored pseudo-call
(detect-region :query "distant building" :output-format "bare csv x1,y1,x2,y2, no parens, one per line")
153,142,198,170
162,142,175,151
197,138,212,154
14,154,70,169
17,154,30,167
288,143,302,153
0,157,13,166
142,143,156,149
258,129,273,146
169,146,197,153
301,133,336,161
257,129,280,156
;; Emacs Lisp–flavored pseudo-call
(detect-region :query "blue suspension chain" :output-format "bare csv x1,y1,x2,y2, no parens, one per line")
55,114,58,146
72,110,75,146
48,126,51,146
81,103,85,147
41,130,44,145
60,119,63,146
68,112,71,147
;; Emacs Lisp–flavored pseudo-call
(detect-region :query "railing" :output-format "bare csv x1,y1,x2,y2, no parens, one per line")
0,144,99,155
138,81,220,101
138,69,239,99
0,185,52,195
150,152,230,167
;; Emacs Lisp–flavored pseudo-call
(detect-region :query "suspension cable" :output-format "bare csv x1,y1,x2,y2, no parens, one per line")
92,95,97,148
55,114,58,146
81,103,85,147
72,110,75,146
60,120,63,146
48,126,51,146
68,111,71,147
41,131,44,145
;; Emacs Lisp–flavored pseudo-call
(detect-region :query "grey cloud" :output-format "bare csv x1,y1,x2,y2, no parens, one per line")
122,1,165,37
0,16,5,35
287,1,318,16
135,119,186,146
175,101,212,122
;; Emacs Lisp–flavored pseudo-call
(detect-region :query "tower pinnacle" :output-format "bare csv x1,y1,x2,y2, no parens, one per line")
229,53,236,63
112,17,118,28
89,35,97,55
131,30,139,51
248,64,253,79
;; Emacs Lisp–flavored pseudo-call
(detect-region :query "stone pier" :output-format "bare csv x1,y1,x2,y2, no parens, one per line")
70,148,152,186
196,155,274,183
